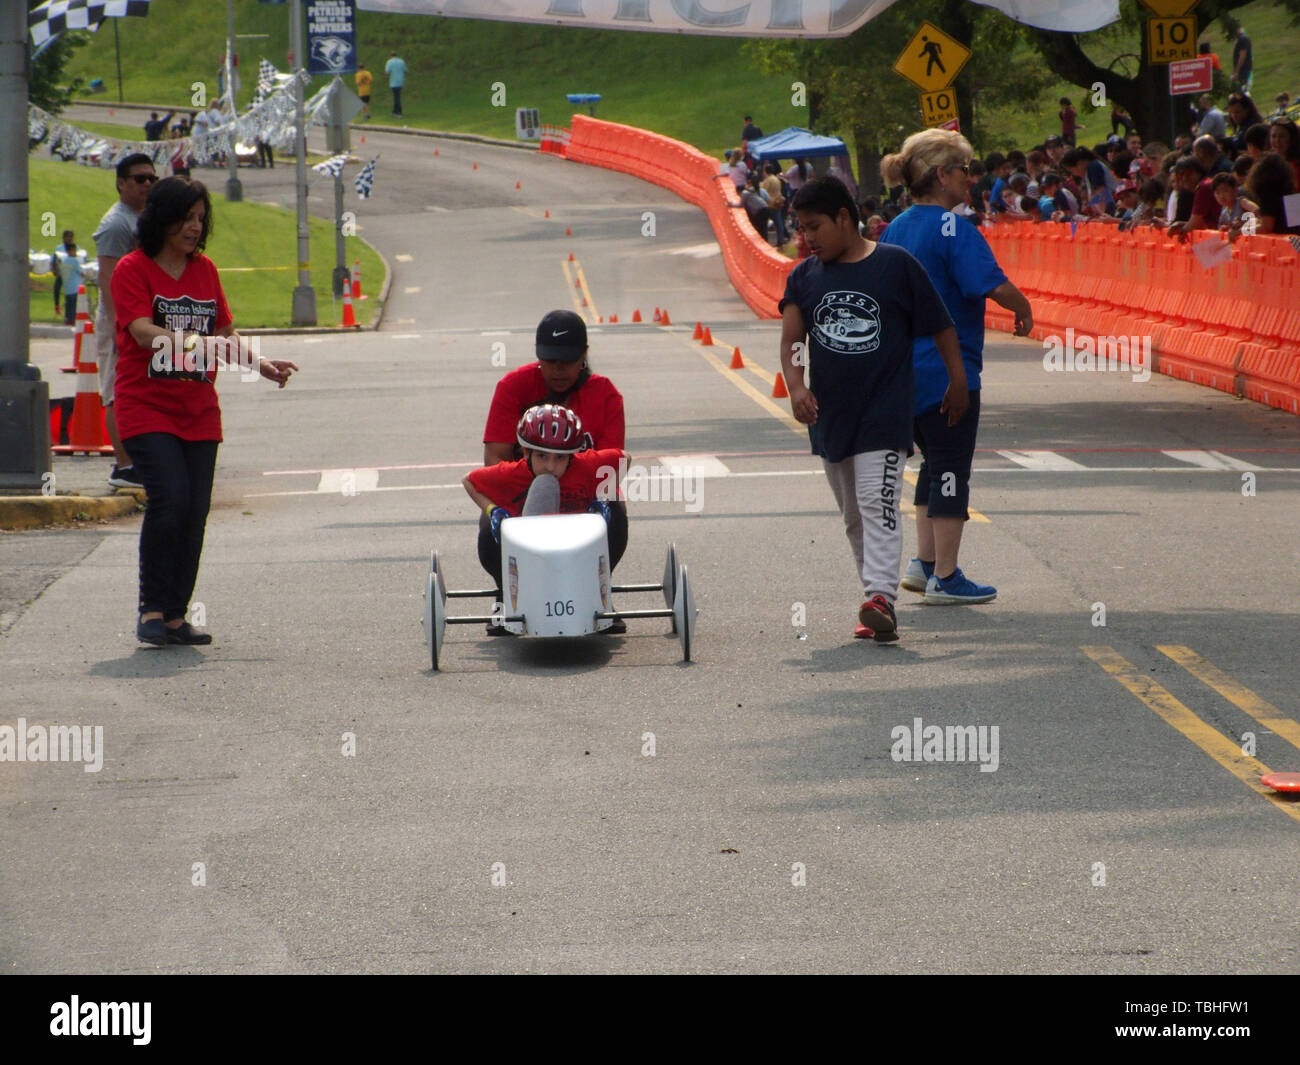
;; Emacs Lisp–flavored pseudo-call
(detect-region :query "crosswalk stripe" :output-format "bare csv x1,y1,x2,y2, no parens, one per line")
997,449,1089,471
1162,450,1263,470
316,468,380,494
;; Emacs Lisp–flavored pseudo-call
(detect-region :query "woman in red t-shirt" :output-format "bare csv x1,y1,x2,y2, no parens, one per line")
479,310,628,630
112,178,297,646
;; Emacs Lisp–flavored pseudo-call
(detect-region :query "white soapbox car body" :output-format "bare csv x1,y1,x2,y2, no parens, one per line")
422,511,696,671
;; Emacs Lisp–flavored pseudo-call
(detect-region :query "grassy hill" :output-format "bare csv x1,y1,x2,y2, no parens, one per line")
27,158,382,329
60,1,1300,163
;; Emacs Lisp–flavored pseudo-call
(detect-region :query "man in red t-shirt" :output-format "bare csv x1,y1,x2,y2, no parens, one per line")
466,404,627,634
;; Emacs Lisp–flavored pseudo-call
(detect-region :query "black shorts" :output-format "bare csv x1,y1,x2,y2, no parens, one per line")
913,390,981,521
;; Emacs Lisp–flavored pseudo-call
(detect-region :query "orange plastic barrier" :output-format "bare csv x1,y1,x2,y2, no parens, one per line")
561,115,793,319
983,221,1300,415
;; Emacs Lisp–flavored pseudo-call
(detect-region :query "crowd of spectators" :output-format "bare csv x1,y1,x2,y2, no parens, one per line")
872,89,1300,241
729,84,1300,254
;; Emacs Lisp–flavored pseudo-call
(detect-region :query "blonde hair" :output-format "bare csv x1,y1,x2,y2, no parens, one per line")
880,129,974,197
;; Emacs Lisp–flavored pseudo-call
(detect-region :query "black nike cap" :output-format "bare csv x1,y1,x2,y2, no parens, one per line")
535,309,587,361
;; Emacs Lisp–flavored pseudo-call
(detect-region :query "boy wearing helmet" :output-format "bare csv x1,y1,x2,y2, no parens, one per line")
463,404,627,633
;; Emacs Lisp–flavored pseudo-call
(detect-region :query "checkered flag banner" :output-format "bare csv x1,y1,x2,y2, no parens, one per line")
312,153,348,179
1289,235,1300,258
354,156,378,200
29,0,152,50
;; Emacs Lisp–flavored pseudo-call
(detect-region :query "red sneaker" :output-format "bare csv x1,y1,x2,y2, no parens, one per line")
853,623,873,639
858,595,899,643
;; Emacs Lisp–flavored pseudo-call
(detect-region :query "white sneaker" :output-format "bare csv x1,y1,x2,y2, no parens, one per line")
900,557,934,593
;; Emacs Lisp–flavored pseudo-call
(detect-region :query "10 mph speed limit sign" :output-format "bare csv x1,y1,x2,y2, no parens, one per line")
920,89,959,128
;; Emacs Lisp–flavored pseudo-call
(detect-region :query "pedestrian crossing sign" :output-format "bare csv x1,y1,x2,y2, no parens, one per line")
894,22,971,93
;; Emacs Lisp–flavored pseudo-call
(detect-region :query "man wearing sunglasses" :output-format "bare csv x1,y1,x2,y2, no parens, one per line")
93,154,157,489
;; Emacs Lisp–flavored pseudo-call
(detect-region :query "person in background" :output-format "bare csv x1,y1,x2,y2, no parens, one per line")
784,157,811,194
95,153,157,490
1267,118,1300,191
355,61,372,121
1059,97,1082,146
53,231,82,326
385,51,406,118
879,130,1032,610
1213,173,1246,231
143,110,174,141
52,228,75,318
742,114,763,143
1271,92,1292,120
1242,152,1300,234
760,162,789,245
1110,104,1134,137
1195,94,1227,140
1242,123,1270,161
1231,26,1252,94
727,148,749,191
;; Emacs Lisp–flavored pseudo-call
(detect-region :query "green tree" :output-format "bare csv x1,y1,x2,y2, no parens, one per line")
744,0,1053,197
1029,0,1300,146
28,0,88,115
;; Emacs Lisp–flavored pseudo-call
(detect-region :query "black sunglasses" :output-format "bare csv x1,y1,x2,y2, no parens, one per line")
946,164,970,175
129,173,158,184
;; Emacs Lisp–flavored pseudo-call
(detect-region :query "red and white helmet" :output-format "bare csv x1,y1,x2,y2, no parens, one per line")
516,404,585,454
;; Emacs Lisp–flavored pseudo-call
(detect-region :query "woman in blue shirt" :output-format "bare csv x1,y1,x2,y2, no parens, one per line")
879,129,1033,605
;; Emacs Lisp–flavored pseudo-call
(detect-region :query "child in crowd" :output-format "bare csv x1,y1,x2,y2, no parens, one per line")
779,176,965,643
463,404,625,623
1213,172,1246,231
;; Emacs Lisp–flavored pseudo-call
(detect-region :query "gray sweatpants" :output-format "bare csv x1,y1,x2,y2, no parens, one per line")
822,449,904,603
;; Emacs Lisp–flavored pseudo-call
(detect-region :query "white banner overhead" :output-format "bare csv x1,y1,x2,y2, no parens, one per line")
356,0,1118,37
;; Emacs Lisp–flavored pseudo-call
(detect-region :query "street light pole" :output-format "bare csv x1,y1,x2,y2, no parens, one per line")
224,0,242,202
290,0,316,325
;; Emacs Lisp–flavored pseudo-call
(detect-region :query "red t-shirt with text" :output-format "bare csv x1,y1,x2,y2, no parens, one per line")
467,448,626,517
482,365,625,450
110,249,232,441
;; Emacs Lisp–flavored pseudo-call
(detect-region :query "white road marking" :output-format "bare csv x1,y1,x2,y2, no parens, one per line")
996,449,1090,471
403,286,421,294
394,254,414,262
300,337,327,344
656,454,731,478
390,333,421,339
316,468,381,493
1162,449,1263,470
667,242,722,259
480,331,512,336
423,205,451,212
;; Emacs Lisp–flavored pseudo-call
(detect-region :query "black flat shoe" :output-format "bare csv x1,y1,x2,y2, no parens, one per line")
166,622,212,645
136,617,167,646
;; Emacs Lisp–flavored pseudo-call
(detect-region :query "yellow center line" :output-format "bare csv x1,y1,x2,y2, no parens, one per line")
1157,645,1300,755
575,262,599,324
559,258,591,323
668,330,803,433
1082,645,1300,826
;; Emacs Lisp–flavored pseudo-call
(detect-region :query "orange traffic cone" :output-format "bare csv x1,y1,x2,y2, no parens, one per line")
729,347,744,369
653,309,661,322
565,227,572,236
568,252,574,261
581,296,588,307
341,289,358,327
660,310,671,325
61,285,92,372
352,259,366,300
575,278,581,288
701,326,714,346
609,314,618,323
772,373,789,399
472,162,478,170
692,321,703,340
52,318,113,456
632,309,642,322
434,148,438,155
515,180,521,189
544,209,550,218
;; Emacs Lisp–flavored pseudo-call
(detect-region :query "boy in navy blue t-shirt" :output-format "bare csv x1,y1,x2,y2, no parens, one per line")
780,177,966,643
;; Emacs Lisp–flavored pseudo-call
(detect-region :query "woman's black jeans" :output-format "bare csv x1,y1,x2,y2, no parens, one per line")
122,432,218,621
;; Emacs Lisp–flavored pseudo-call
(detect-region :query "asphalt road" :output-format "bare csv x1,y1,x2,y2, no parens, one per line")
3,121,1300,974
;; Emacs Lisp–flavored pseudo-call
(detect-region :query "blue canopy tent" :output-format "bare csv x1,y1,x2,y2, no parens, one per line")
744,127,856,201
745,127,846,161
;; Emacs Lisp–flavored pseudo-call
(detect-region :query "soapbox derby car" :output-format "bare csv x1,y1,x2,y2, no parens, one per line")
422,511,696,671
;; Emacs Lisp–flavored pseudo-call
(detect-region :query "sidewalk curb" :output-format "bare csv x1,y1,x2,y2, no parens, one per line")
0,493,142,532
